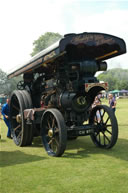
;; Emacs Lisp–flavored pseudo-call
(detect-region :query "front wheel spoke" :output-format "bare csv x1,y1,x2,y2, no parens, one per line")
54,137,59,146
52,118,55,128
47,121,51,129
54,127,59,133
46,125,49,131
51,141,57,151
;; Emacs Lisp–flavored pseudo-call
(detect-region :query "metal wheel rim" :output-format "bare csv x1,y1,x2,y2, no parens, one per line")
41,109,67,157
90,105,118,148
10,94,24,145
42,112,60,156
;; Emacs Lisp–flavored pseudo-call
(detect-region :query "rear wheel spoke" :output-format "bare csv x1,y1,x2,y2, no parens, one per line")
106,124,112,127
99,110,103,123
101,109,105,119
17,131,22,139
12,104,20,112
104,133,111,143
14,124,21,131
97,133,101,143
12,116,16,119
10,90,33,146
106,128,112,135
105,117,110,124
48,139,53,145
104,134,106,145
94,120,98,124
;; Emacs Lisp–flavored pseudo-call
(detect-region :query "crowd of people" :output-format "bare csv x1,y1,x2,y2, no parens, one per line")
92,93,116,112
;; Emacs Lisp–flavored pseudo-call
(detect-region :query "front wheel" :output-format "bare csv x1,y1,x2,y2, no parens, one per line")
89,105,118,149
41,109,67,157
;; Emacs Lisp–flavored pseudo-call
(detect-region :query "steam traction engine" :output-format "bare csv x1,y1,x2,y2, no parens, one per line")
7,32,126,156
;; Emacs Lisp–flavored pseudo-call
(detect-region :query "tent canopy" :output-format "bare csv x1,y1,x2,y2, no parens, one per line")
120,90,128,93
109,90,120,93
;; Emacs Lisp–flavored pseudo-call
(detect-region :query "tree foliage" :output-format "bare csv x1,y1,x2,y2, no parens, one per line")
31,32,62,56
97,68,128,91
1,32,63,95
0,68,22,95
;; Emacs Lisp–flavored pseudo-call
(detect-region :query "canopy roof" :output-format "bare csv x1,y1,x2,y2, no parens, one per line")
120,89,128,93
7,32,126,79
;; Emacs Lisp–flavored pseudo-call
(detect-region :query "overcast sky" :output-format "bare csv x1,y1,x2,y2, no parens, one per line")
0,0,128,73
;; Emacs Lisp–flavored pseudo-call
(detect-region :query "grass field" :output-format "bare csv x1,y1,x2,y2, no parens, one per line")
0,99,128,193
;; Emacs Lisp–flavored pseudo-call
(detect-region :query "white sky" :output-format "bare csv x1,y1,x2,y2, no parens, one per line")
0,0,128,73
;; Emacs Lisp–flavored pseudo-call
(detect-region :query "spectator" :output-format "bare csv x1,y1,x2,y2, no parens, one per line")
92,96,101,108
108,94,116,113
0,104,1,139
92,96,102,123
1,98,12,139
0,103,1,119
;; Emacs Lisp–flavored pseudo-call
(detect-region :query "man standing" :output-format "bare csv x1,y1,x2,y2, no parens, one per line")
0,104,2,139
1,98,12,139
108,94,116,113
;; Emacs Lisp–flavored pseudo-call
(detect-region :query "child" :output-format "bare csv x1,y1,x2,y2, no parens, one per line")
92,96,101,123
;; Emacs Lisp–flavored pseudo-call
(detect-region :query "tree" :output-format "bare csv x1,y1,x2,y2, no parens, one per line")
0,69,7,84
119,80,128,90
0,69,8,94
97,68,128,91
31,32,62,56
0,68,22,95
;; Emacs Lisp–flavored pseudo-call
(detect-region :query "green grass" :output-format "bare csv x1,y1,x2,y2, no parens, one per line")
0,99,128,193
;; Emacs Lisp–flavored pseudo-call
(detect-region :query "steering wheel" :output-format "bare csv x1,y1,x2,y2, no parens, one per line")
17,81,25,90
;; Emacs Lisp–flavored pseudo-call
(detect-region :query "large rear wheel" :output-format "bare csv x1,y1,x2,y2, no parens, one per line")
89,105,118,149
10,90,33,146
20,90,33,145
